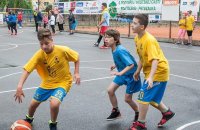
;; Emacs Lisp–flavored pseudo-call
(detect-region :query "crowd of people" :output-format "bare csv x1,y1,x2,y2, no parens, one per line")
4,8,77,36
32,8,77,35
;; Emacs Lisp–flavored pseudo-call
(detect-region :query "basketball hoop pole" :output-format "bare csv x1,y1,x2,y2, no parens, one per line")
169,21,172,39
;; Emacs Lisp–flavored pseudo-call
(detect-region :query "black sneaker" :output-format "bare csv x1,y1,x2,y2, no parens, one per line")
106,108,121,121
24,115,34,124
49,120,57,130
185,43,192,46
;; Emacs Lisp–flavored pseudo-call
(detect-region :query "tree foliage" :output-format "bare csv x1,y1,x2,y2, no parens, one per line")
0,0,33,9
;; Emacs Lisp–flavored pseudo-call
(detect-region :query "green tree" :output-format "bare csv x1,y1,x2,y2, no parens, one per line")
0,0,33,9
45,4,52,13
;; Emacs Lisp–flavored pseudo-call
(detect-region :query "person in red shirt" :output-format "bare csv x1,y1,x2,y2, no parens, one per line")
17,11,23,28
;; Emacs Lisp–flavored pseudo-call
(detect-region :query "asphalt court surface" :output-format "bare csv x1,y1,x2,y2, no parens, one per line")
0,27,200,130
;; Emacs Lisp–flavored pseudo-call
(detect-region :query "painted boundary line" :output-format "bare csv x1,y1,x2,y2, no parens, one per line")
0,76,114,94
176,120,200,130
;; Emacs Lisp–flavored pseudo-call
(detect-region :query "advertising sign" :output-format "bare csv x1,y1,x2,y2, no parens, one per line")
0,14,3,24
163,0,179,5
180,0,200,13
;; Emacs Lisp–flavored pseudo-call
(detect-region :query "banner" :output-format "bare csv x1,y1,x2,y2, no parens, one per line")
74,1,100,14
0,14,3,24
55,1,101,14
163,0,179,5
116,0,162,14
180,0,200,13
54,0,162,15
162,5,179,21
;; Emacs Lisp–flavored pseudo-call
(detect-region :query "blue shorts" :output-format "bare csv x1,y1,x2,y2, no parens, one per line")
33,87,67,102
137,80,167,106
113,75,141,94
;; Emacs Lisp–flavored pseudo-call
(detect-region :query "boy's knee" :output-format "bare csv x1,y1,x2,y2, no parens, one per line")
107,88,115,96
50,99,60,109
124,96,132,103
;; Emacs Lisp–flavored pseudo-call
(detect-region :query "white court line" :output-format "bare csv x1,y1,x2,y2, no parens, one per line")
169,60,200,63
0,76,114,94
170,74,200,82
0,39,93,52
161,44,200,52
176,120,200,130
0,67,109,77
1,59,200,70
0,72,22,79
81,60,112,63
0,44,18,51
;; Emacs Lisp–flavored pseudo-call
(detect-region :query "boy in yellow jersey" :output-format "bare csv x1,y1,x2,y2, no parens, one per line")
14,28,80,130
177,13,186,45
129,14,175,130
186,10,195,45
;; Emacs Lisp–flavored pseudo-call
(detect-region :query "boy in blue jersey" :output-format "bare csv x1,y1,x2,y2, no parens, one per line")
104,29,141,121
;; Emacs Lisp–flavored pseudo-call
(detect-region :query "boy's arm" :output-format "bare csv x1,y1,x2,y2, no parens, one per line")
98,13,107,27
14,70,30,103
74,56,80,85
111,64,134,76
146,59,158,89
98,17,105,26
135,60,142,74
133,60,142,81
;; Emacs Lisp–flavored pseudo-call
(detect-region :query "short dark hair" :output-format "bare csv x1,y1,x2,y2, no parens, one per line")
188,10,192,14
105,29,121,45
37,29,52,41
134,14,148,29
102,3,107,8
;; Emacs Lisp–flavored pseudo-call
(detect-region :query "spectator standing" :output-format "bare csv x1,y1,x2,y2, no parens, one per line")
185,10,195,45
68,9,75,35
36,10,43,31
49,11,56,35
176,13,186,45
33,9,38,32
56,11,64,32
17,11,23,28
43,14,49,29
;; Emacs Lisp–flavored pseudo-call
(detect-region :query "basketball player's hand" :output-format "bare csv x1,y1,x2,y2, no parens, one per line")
111,71,121,76
74,73,80,85
145,77,153,90
97,25,100,29
133,72,140,81
110,65,116,71
14,87,25,103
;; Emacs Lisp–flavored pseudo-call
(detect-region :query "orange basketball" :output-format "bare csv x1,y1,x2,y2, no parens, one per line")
10,120,32,130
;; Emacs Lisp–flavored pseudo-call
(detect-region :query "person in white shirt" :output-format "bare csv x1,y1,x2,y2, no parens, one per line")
49,11,56,35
